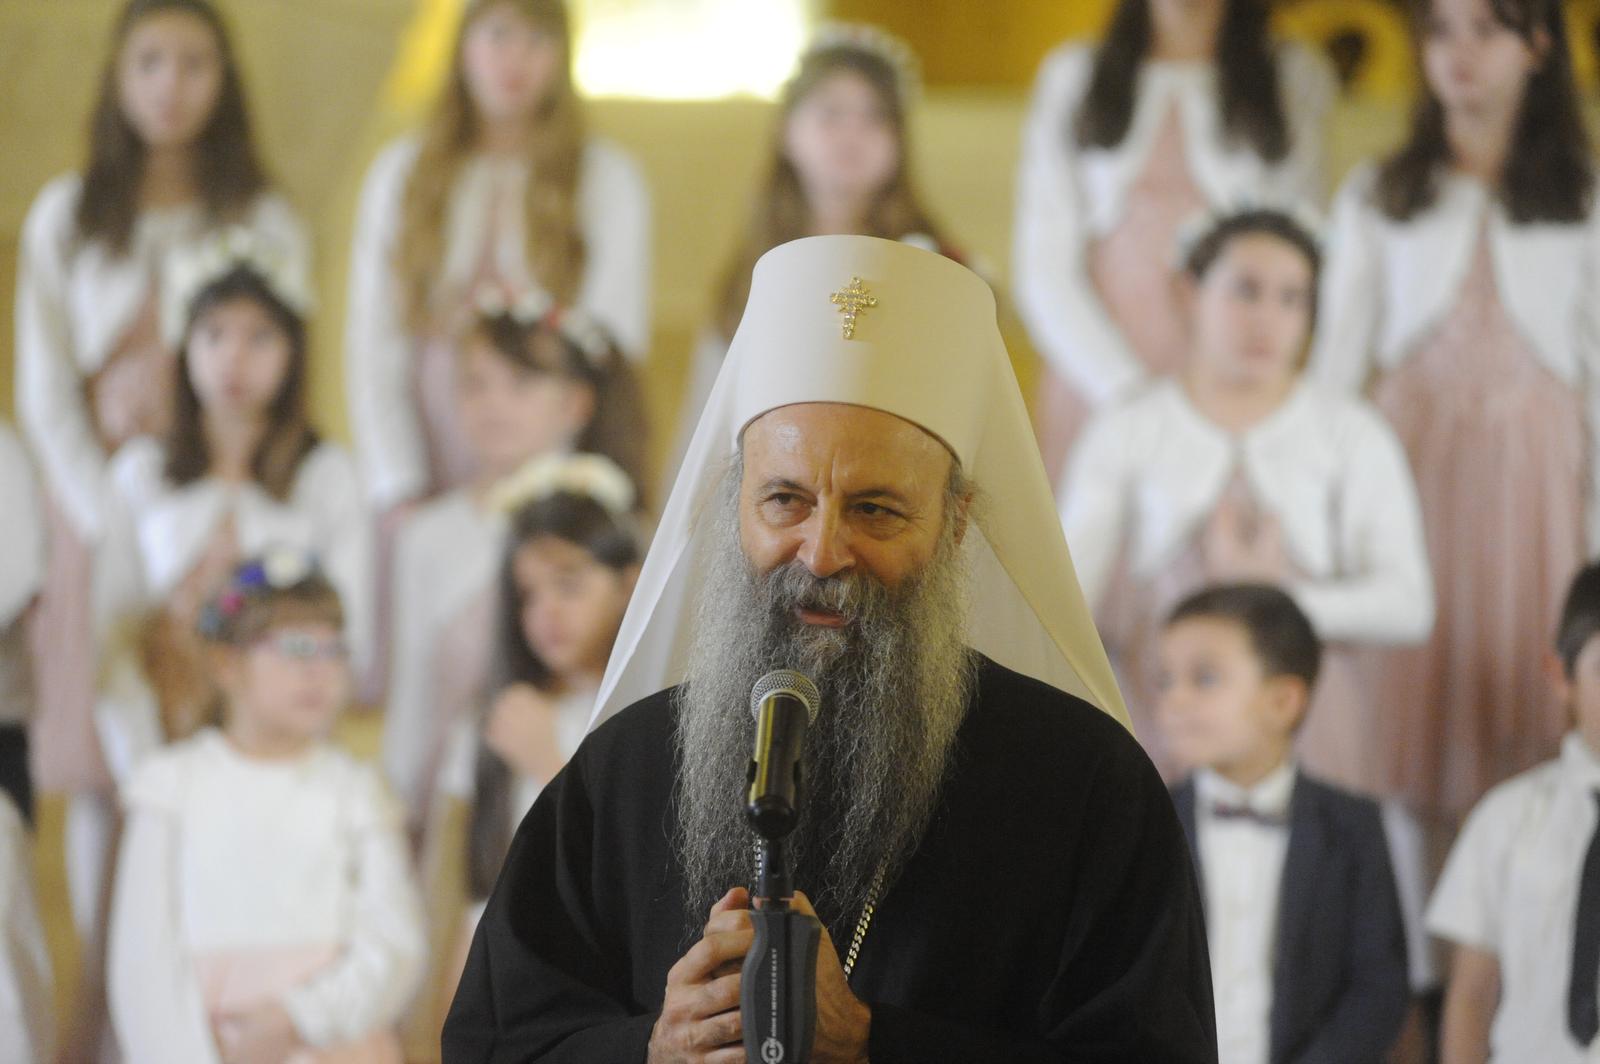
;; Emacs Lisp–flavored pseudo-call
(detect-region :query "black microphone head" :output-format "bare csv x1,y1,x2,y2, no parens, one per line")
749,670,820,723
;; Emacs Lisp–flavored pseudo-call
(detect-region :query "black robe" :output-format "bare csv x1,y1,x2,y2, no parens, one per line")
443,655,1218,1063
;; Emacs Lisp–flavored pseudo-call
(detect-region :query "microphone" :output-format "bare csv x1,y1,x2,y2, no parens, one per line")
746,670,820,840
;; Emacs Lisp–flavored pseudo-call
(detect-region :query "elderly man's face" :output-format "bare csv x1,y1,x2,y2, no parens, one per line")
739,403,958,609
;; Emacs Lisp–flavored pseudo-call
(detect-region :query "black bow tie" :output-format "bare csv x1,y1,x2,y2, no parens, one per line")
1210,802,1287,828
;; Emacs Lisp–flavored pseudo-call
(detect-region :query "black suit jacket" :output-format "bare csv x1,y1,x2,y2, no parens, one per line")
1173,772,1408,1064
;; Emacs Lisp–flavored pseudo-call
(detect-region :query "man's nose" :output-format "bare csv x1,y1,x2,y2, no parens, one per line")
797,508,853,579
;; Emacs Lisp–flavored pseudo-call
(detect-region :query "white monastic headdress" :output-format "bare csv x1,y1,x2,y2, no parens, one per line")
591,235,1130,731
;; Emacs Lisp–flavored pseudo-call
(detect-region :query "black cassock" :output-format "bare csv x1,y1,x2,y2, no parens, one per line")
443,655,1218,1063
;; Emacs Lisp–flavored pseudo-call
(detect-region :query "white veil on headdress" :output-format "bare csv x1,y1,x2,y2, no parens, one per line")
591,235,1130,730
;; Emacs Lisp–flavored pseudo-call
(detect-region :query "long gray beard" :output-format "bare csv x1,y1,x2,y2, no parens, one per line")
673,468,975,934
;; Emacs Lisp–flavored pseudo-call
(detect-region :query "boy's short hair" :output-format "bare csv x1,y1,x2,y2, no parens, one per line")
1166,583,1322,691
1556,560,1600,678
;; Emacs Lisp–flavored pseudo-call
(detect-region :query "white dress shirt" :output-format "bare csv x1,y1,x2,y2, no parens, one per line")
1060,378,1434,644
14,174,308,541
1428,733,1600,1064
1197,761,1299,1064
1012,42,1336,402
344,136,652,509
1311,163,1600,547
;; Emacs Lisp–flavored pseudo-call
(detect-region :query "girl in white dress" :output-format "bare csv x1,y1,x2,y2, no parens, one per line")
436,455,641,1002
1061,207,1433,789
381,299,644,833
1311,0,1600,827
1014,0,1336,485
109,554,425,1064
15,0,308,799
663,24,964,492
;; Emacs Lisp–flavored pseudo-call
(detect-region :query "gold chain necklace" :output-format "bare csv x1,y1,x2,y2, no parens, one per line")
751,843,888,981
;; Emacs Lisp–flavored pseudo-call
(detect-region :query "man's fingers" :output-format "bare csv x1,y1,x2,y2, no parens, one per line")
695,970,742,1019
667,927,755,985
690,1007,743,1050
708,886,750,917
702,908,753,938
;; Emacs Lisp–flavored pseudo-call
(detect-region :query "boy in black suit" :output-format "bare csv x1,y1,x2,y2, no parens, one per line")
1158,583,1409,1064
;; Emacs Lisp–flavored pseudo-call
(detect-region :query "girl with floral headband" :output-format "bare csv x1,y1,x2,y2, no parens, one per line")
380,301,644,842
662,23,967,491
108,554,425,1063
1312,0,1600,834
434,455,641,1007
1014,0,1336,487
1060,207,1433,795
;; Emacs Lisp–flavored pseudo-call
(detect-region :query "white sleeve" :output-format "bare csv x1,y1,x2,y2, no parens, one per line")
1287,406,1435,643
1057,406,1135,611
1308,165,1385,395
380,514,435,818
0,797,53,1064
1577,209,1600,555
109,793,222,1064
301,447,375,679
345,141,429,510
1426,783,1520,952
14,177,110,541
280,771,426,1046
577,142,653,361
1275,42,1338,206
0,430,45,626
1011,48,1147,405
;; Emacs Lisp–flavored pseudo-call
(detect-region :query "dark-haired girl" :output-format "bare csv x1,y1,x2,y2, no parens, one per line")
1061,208,1431,789
1311,0,1600,824
1014,0,1336,485
14,0,308,802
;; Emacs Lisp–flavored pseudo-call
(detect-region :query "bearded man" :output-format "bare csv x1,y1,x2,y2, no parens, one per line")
443,237,1216,1063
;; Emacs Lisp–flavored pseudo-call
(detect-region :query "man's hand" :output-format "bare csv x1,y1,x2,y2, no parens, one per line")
791,891,871,1064
648,888,753,1063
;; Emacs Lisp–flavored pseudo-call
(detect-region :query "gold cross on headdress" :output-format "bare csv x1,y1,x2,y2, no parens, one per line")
830,277,878,340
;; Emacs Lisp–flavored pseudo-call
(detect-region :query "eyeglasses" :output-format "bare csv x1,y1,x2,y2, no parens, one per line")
254,632,349,663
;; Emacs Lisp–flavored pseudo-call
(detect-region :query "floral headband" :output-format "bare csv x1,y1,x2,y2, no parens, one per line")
474,284,614,366
487,452,637,517
805,21,922,103
197,547,324,641
162,226,313,346
1172,198,1326,273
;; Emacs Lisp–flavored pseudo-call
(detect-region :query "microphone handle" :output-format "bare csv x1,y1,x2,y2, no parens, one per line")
741,906,821,1064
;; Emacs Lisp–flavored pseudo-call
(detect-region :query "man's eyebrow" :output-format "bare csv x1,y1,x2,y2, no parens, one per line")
754,478,914,506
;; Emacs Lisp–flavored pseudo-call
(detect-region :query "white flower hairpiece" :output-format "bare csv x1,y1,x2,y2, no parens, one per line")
162,226,312,345
1173,197,1327,273
488,452,637,517
472,283,615,365
804,21,922,103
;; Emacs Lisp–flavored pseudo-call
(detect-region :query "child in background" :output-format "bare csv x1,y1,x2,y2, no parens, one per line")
109,552,425,1064
665,23,964,489
1014,0,1336,483
98,235,369,784
1159,583,1409,1064
1060,207,1432,790
1312,0,1600,827
0,790,52,1064
16,0,309,801
0,425,45,826
1428,561,1600,1064
436,454,641,997
381,299,644,833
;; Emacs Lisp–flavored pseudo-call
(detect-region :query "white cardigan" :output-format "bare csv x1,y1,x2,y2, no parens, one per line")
95,439,373,782
380,489,505,816
108,731,425,1061
1060,379,1434,644
344,136,652,509
0,794,52,1064
1310,162,1600,544
1012,41,1336,403
14,174,309,541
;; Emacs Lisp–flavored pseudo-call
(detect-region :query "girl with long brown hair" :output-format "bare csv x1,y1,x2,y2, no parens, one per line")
1312,0,1600,829
1013,0,1336,487
661,24,962,491
345,0,650,518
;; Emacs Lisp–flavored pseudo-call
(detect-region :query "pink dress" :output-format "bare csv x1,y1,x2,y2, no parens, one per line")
1373,231,1583,822
1036,106,1207,487
30,291,172,792
1104,474,1383,792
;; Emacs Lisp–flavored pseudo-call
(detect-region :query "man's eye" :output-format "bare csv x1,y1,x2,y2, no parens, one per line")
855,502,899,518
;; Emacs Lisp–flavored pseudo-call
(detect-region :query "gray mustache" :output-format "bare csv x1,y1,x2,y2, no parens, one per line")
761,562,892,620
